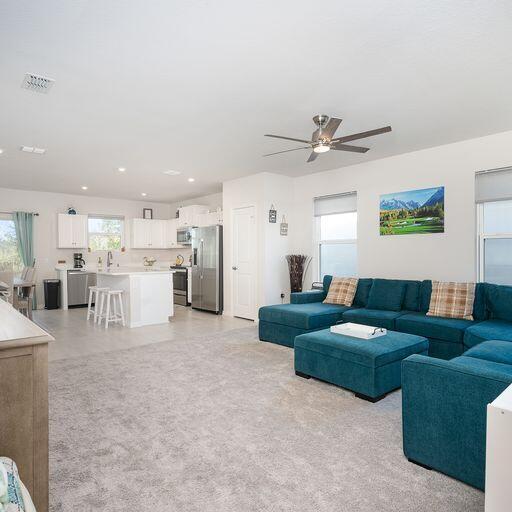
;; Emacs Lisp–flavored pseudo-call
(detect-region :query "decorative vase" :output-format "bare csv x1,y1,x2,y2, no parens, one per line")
286,254,311,293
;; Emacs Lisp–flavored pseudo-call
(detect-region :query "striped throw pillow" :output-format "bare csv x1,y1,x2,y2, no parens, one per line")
324,277,359,306
427,281,476,320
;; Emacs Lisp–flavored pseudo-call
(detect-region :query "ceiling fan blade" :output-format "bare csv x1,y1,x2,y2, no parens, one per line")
307,151,318,163
265,134,312,144
331,126,392,144
322,117,342,139
331,143,369,153
263,146,310,157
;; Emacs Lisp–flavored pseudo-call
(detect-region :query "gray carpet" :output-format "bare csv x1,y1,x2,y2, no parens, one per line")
49,327,484,511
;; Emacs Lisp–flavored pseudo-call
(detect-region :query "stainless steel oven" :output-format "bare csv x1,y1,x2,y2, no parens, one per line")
171,266,189,306
176,227,193,246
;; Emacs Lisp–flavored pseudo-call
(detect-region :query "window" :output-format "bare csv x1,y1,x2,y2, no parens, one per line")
88,215,124,252
477,200,512,285
0,214,22,271
314,193,357,279
476,168,512,285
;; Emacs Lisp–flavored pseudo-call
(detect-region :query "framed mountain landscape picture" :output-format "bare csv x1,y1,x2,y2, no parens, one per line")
380,186,445,235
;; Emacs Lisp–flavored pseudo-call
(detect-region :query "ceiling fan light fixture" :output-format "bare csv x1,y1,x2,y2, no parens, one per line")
313,144,330,154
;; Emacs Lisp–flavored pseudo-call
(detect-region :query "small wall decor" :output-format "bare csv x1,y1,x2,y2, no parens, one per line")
269,204,277,223
380,186,445,236
143,208,153,220
67,207,77,215
280,215,288,236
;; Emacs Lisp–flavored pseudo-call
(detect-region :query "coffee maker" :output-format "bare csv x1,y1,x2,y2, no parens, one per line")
73,253,85,269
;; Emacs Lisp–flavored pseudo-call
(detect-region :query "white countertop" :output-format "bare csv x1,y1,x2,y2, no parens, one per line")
97,267,174,276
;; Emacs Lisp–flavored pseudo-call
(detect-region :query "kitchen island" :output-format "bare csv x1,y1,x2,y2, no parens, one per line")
96,268,174,328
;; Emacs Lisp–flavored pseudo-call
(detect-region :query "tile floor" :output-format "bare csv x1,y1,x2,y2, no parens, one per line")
33,305,253,361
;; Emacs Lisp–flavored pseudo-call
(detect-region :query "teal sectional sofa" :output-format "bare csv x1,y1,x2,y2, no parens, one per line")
259,277,512,490
259,276,512,359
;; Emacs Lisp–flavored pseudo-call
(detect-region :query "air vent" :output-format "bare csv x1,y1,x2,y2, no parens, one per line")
163,170,181,176
20,146,46,154
21,73,55,93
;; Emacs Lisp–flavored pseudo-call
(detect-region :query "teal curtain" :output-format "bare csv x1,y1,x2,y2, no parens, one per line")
13,212,36,308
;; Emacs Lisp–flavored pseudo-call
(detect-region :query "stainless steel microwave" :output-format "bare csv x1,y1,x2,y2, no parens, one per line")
177,227,193,245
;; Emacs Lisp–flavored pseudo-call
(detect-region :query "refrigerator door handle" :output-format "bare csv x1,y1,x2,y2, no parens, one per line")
200,239,204,278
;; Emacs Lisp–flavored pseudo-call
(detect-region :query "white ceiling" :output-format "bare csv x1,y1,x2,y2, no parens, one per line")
1,0,512,203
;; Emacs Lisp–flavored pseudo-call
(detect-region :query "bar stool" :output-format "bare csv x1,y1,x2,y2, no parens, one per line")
87,286,109,322
97,289,125,329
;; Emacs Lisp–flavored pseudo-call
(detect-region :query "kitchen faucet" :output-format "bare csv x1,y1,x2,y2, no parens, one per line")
107,251,113,268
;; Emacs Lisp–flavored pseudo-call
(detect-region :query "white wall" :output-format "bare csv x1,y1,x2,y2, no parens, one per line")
0,187,175,306
223,173,292,317
292,130,512,286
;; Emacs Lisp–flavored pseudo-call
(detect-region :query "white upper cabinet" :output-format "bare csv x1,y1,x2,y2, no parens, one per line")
176,205,209,227
195,210,223,227
166,219,179,248
58,214,88,249
132,219,167,249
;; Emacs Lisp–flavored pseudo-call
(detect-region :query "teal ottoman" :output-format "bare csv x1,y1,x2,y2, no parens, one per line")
294,328,428,402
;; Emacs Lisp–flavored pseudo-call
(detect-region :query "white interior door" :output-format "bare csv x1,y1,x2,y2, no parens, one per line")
232,206,256,320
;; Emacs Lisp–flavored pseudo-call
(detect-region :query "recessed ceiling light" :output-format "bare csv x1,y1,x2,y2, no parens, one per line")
141,192,147,197
81,186,88,190
0,149,4,154
188,178,195,182
118,167,126,172
163,170,181,176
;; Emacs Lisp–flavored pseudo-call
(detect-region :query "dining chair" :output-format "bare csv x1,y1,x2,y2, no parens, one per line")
13,282,35,318
21,266,29,280
0,270,14,304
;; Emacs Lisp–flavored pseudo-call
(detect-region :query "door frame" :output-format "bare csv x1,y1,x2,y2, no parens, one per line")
231,204,258,321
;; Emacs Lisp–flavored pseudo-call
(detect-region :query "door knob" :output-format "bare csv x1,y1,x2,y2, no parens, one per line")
232,266,238,270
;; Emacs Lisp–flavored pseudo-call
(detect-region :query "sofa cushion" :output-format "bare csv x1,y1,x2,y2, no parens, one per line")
420,280,487,320
352,278,373,307
366,279,407,311
464,340,512,366
395,312,474,343
324,277,358,306
464,320,512,349
486,284,512,322
403,280,421,312
258,303,349,330
427,281,476,321
447,355,512,380
342,308,406,330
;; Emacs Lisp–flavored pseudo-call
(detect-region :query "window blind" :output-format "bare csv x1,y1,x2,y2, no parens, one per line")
314,192,357,217
476,167,512,203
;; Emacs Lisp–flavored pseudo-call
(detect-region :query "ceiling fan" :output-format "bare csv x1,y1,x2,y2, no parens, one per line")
264,115,392,162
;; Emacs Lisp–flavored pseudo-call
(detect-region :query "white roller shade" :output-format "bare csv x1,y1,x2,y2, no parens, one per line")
314,192,357,216
476,167,512,203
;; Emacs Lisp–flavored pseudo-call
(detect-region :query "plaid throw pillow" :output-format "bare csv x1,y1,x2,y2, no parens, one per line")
427,281,476,320
324,277,359,306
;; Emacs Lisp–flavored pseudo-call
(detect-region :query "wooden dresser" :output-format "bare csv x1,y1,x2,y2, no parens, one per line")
0,300,53,512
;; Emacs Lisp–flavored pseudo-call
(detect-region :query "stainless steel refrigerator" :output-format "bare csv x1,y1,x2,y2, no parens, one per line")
191,225,223,314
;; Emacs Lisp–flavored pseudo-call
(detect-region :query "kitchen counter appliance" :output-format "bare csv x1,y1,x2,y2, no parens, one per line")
170,266,189,306
73,252,85,268
67,270,96,307
177,227,193,246
191,225,223,314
